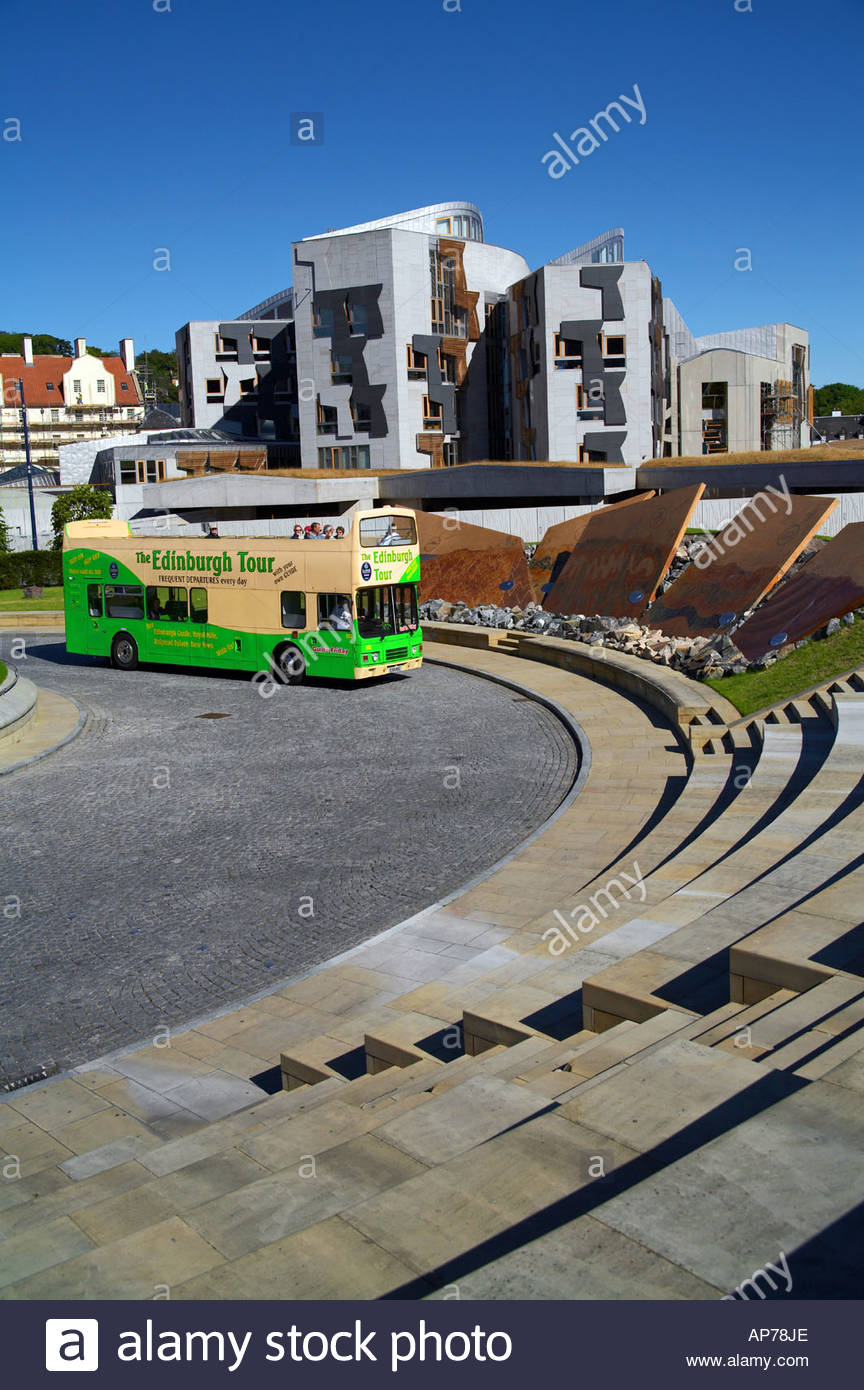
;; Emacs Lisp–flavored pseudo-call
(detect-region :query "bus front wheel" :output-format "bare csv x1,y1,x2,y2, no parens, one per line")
275,644,305,685
111,634,139,671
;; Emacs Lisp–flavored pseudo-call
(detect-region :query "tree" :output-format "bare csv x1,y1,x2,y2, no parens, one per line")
51,485,113,549
0,506,10,555
813,382,864,418
0,331,74,356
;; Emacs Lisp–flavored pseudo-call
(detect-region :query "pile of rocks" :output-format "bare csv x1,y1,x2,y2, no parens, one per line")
420,598,755,678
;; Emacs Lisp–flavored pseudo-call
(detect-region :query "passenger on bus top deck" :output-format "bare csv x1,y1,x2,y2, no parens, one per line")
291,524,304,539
335,526,345,538
309,522,324,539
329,595,353,631
324,526,335,540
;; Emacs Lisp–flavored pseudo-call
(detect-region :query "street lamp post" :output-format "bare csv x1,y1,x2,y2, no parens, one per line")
17,377,39,551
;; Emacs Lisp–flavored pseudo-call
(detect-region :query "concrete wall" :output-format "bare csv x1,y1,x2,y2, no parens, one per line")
0,486,56,551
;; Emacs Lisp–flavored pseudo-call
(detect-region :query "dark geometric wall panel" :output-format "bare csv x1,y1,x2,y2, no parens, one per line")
579,265,625,321
648,494,838,638
734,522,864,662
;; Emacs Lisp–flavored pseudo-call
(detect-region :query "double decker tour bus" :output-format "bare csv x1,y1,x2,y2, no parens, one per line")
62,508,422,684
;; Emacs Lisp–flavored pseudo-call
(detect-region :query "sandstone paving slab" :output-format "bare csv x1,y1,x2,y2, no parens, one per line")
423,1211,721,1300
0,1215,224,1301
172,1214,418,1300
52,1108,163,1157
2,1079,112,1132
59,1135,161,1181
238,1096,426,1174
0,1214,94,1291
591,1075,864,1297
342,1112,638,1278
162,1073,266,1122
373,1075,553,1166
557,1039,772,1151
0,1164,152,1243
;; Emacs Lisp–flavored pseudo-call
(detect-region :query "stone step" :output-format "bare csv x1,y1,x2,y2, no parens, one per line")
363,1010,453,1074
713,977,864,1062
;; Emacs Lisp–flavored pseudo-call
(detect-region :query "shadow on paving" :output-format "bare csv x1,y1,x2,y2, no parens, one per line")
379,1069,832,1299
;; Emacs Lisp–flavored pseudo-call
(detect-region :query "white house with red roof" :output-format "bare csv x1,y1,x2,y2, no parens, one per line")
0,336,144,472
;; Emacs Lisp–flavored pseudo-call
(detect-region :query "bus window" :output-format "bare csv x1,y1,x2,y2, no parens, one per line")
190,588,208,624
105,585,144,620
359,515,417,548
392,583,419,632
281,591,307,629
355,586,394,636
146,586,188,621
317,593,353,631
87,584,102,618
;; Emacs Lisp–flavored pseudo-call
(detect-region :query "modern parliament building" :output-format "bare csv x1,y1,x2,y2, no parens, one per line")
175,201,812,473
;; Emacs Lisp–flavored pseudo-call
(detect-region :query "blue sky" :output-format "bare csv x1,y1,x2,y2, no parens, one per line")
1,0,861,384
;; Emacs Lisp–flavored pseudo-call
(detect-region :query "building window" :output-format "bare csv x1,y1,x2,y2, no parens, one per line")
603,334,626,361
252,337,271,357
73,379,81,393
351,398,371,432
50,409,59,421
430,297,445,334
578,445,607,463
206,378,224,400
331,354,352,384
317,445,371,469
46,381,55,392
239,377,256,396
407,345,427,380
346,302,368,336
97,379,106,393
215,335,238,358
121,381,129,392
136,460,146,482
127,408,137,419
554,334,582,368
422,396,444,431
701,381,727,411
120,461,136,485
438,349,457,384
442,440,460,466
435,217,452,234
317,401,338,434
312,304,336,338
144,459,165,483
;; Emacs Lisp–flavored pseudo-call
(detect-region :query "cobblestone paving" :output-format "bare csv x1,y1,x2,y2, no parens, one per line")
0,636,578,1082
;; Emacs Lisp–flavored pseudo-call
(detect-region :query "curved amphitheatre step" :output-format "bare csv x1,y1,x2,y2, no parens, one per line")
582,693,864,1031
281,634,716,1083
282,643,857,1079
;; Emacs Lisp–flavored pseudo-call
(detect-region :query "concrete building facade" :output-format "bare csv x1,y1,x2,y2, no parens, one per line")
175,202,812,471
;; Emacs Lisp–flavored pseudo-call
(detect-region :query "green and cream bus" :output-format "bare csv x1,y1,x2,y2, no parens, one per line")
62,508,422,684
